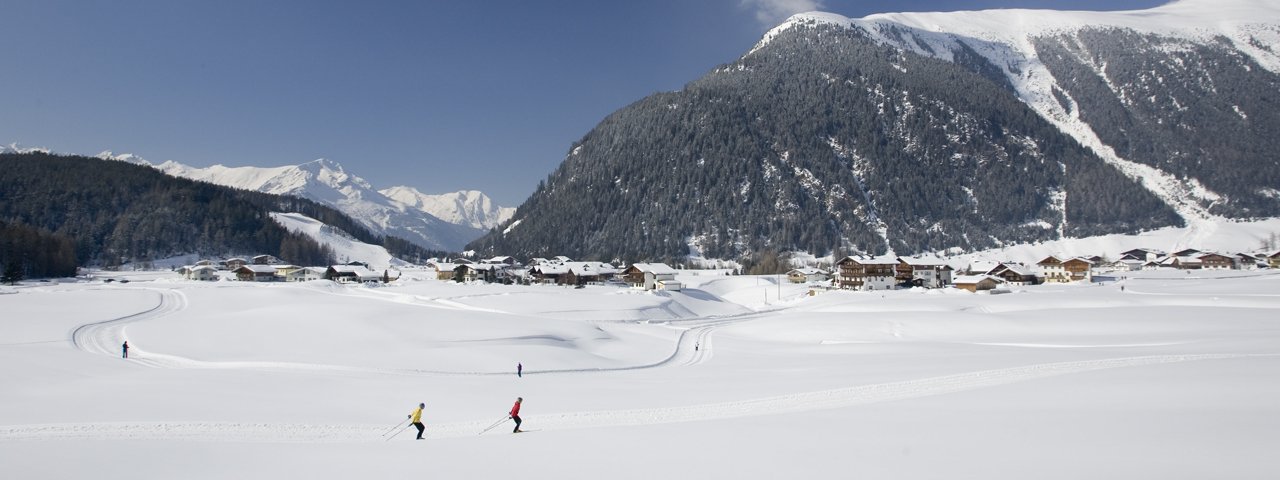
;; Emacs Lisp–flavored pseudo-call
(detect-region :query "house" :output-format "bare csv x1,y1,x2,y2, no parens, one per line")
285,267,325,282
564,262,618,286
529,263,570,285
895,256,953,288
1169,255,1203,269
1037,256,1093,283
325,265,380,284
952,275,1003,292
194,259,216,267
178,265,218,281
483,256,517,266
1119,248,1164,262
835,255,898,291
1102,259,1145,272
1196,253,1235,270
455,263,506,283
1062,257,1094,282
988,263,1040,285
1267,251,1280,269
1172,248,1202,258
273,265,303,277
623,263,681,291
426,261,459,280
1235,253,1261,269
223,258,248,270
234,265,279,282
786,268,830,284
253,254,280,265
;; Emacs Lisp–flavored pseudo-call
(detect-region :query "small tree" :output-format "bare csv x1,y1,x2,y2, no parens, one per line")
2,261,24,285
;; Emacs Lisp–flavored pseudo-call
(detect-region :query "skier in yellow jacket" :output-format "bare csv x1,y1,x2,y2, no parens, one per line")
408,403,425,440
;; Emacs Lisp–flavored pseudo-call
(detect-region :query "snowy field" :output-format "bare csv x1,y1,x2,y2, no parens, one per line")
3,269,1279,479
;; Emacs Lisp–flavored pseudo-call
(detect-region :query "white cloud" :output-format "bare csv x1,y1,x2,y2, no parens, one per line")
741,0,826,27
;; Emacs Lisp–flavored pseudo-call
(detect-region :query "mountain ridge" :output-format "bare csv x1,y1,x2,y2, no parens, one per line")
94,152,507,252
468,1,1279,263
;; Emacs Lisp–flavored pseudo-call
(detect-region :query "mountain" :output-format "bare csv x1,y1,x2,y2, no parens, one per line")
100,154,496,252
379,186,515,231
468,0,1280,263
0,152,346,268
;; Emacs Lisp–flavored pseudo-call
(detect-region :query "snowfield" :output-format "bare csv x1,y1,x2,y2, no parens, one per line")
2,269,1279,479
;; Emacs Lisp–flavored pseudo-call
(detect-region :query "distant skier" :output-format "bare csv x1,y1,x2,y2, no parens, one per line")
695,342,699,351
509,397,523,433
408,402,425,440
121,341,129,359
517,362,523,378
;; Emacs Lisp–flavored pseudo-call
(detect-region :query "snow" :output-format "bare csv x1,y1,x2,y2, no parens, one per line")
4,264,1278,479
270,212,408,270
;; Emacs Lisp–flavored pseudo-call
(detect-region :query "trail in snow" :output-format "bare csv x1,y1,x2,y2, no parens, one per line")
70,289,188,357
3,353,1271,443
67,286,745,376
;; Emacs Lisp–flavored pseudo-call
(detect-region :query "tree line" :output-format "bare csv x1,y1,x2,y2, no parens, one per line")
0,152,442,277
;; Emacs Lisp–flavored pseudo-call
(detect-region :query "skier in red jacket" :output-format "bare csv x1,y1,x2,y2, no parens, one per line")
510,397,523,433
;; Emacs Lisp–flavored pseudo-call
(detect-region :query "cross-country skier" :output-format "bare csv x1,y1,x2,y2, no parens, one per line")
122,341,129,359
510,397,523,433
517,362,523,378
408,403,425,440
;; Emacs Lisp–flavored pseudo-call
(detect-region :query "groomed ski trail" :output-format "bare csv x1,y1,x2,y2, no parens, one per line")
70,288,188,358
3,353,1271,443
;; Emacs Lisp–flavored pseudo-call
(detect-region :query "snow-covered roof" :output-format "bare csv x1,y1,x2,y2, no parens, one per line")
952,274,1003,284
787,268,828,276
567,262,617,276
235,265,278,274
898,255,948,266
630,263,678,275
839,254,898,265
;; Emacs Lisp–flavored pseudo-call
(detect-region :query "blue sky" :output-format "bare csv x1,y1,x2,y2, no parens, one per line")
2,0,1166,206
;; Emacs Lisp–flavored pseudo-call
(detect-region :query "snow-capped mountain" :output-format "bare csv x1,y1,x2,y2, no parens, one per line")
470,0,1280,261
380,186,515,230
756,0,1280,225
98,152,497,252
2,143,51,155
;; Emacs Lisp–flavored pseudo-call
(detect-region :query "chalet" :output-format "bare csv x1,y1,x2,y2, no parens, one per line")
178,265,218,281
426,261,458,280
1172,248,1202,258
1119,248,1164,262
1266,251,1280,269
273,265,303,277
1197,253,1235,270
483,256,517,266
967,261,1001,276
952,275,1003,292
1235,253,1261,269
194,259,215,267
234,265,279,282
325,265,380,284
623,263,681,291
455,263,504,283
529,262,570,285
253,254,280,265
895,256,953,288
1169,255,1202,269
786,268,830,284
988,263,1040,285
1105,259,1145,272
565,262,618,286
1037,256,1093,283
835,255,898,291
223,258,248,270
285,267,325,282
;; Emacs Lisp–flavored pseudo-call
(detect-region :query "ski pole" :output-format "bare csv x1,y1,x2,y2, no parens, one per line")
386,424,411,442
478,415,511,435
382,417,410,436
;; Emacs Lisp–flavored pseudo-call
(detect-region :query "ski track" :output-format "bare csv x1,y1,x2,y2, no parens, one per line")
3,353,1271,443
73,285,754,377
